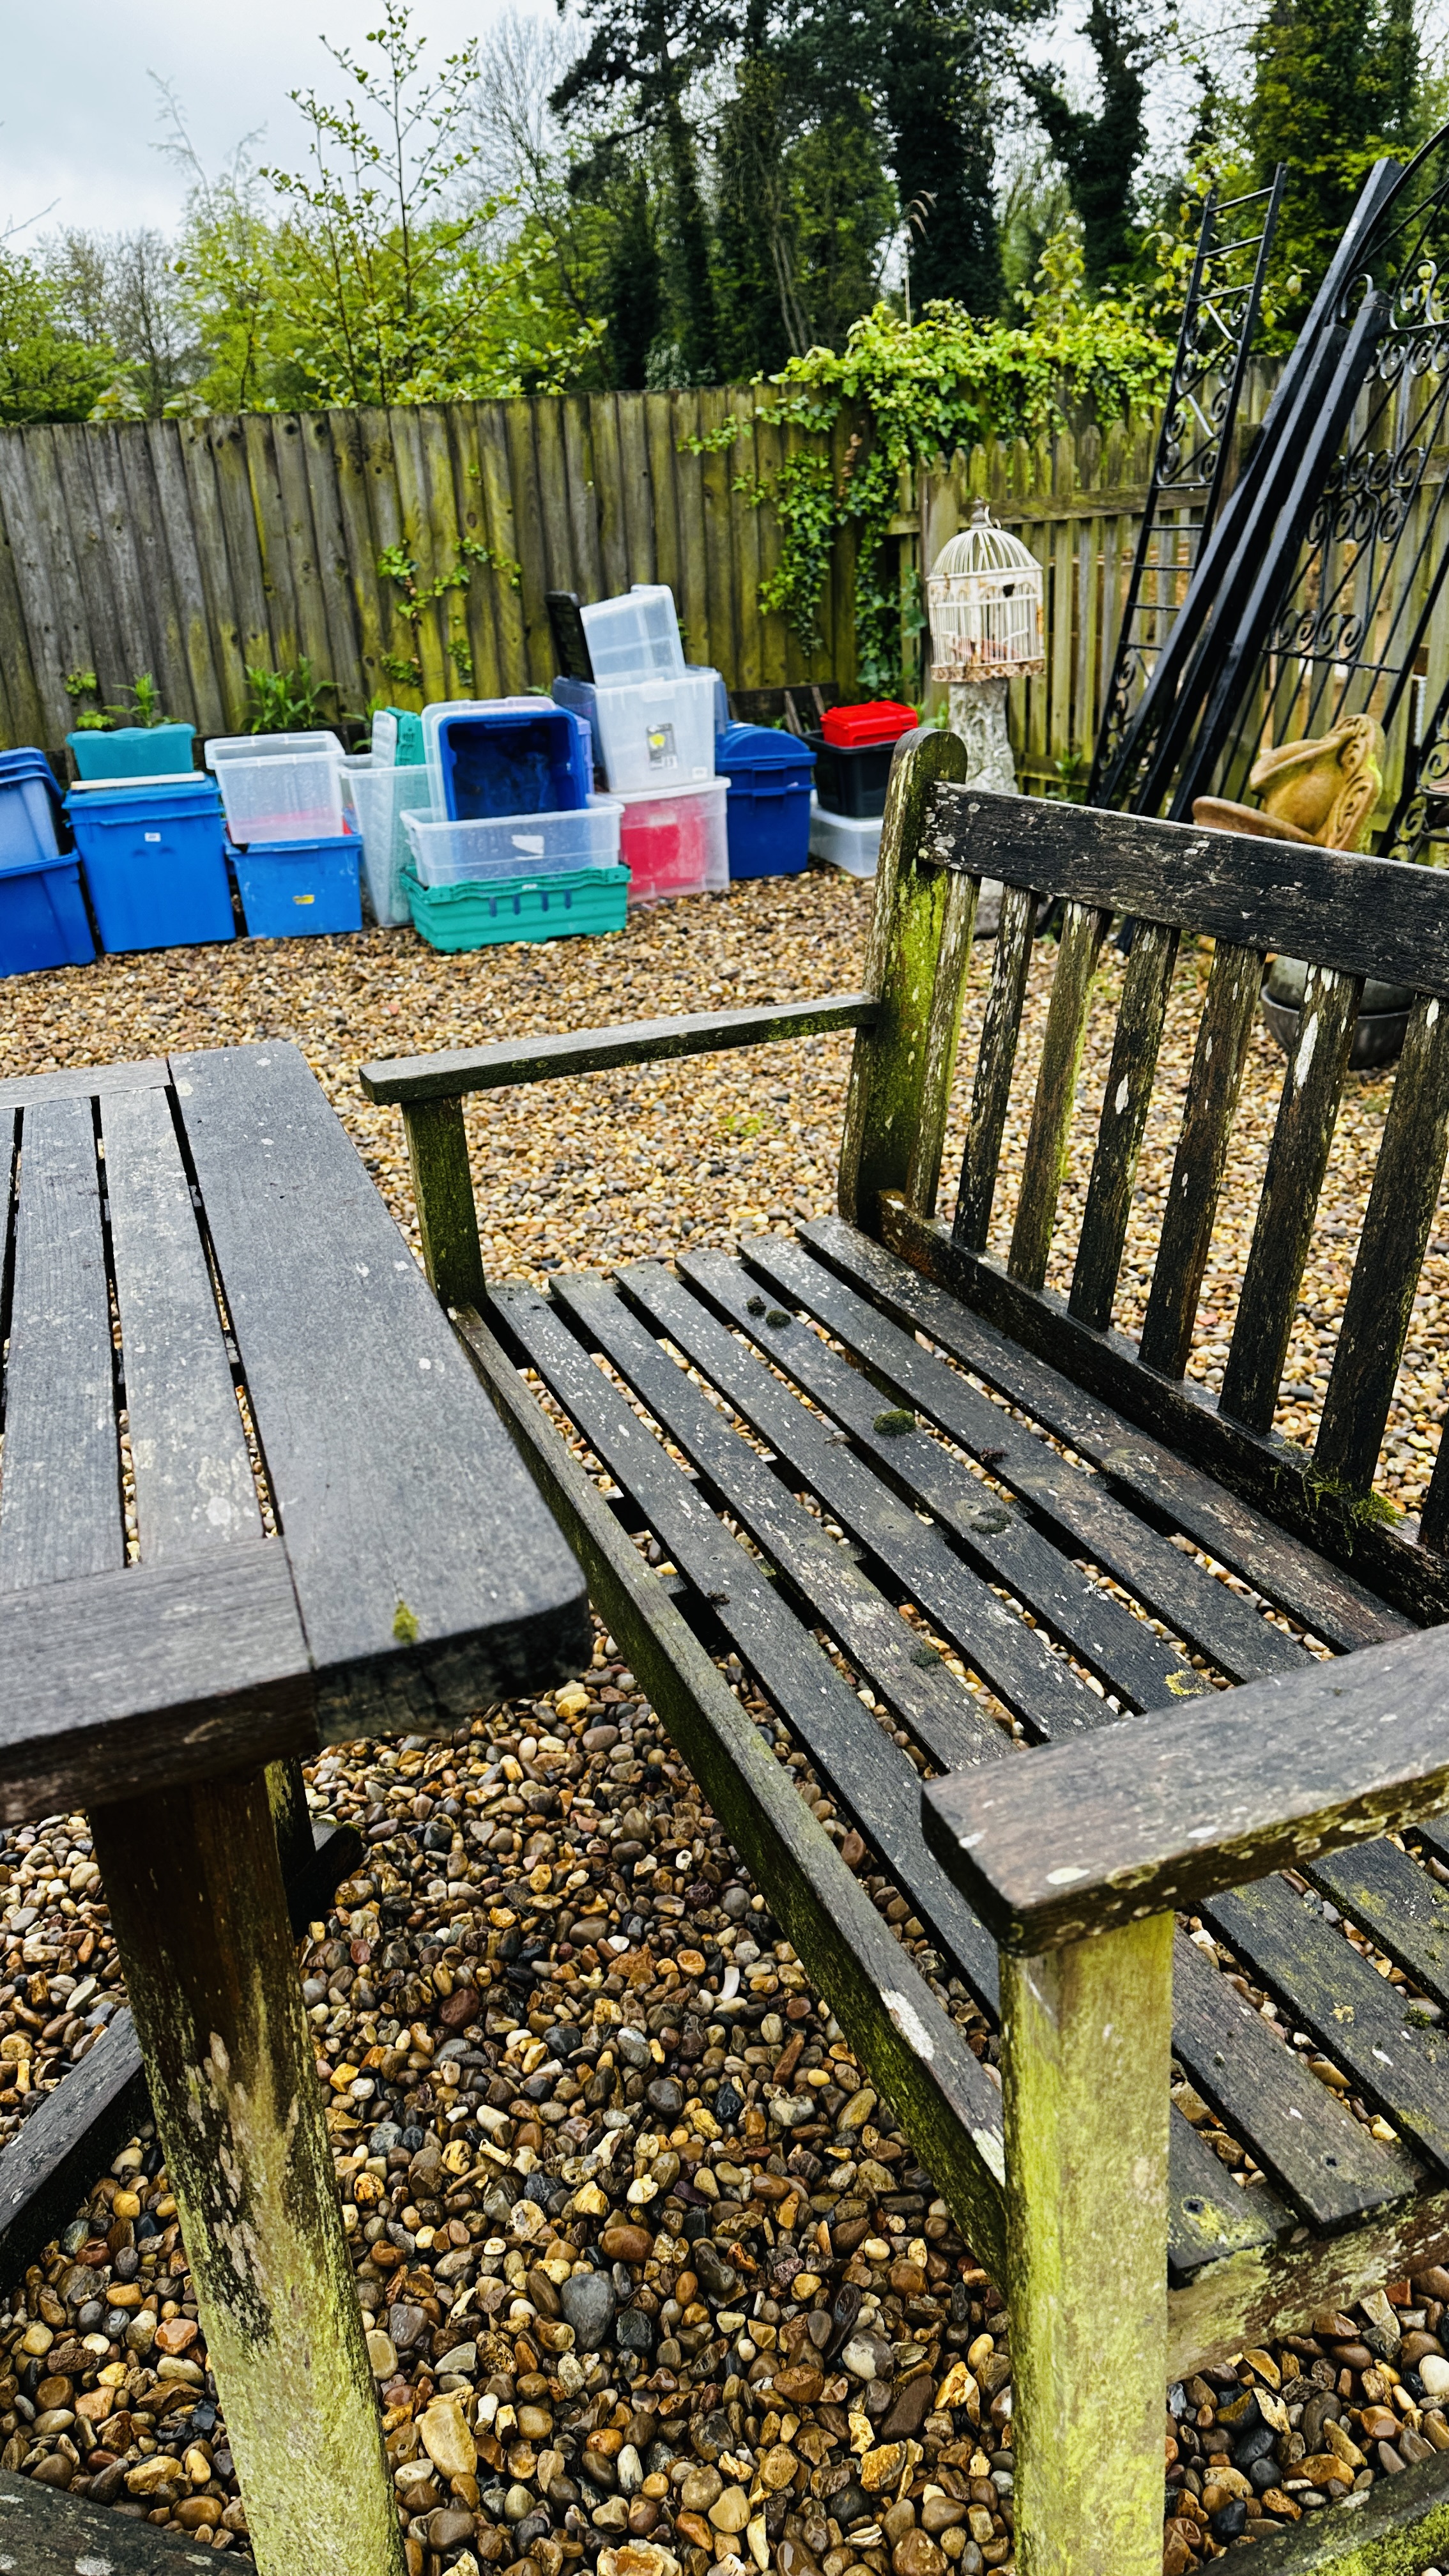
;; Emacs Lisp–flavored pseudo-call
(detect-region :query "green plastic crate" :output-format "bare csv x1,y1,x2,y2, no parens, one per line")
401,862,629,951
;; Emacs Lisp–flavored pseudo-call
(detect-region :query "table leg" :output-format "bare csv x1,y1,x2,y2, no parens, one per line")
89,1762,404,2576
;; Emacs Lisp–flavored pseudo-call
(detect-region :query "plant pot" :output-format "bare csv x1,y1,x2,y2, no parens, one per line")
1259,975,1411,1071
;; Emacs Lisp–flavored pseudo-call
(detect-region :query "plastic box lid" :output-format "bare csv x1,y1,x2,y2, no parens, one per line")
716,723,816,774
206,732,341,764
820,700,918,749
63,778,223,814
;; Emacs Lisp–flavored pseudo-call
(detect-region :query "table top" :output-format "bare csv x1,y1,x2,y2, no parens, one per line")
0,1045,590,1820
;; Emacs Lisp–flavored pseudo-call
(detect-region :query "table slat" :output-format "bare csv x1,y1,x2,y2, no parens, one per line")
0,1095,120,1590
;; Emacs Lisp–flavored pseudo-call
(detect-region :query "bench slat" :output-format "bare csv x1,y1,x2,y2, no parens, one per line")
617,1260,1094,1740
1203,1874,1449,2181
494,1278,1003,2010
359,995,879,1105
1170,1927,1419,2230
906,866,980,1221
1219,963,1364,1432
953,880,1036,1252
0,1095,121,1590
1166,2097,1289,2275
1008,898,1110,1289
804,1214,1404,1650
1315,993,1449,1506
548,1270,1004,1779
0,1056,167,1113
101,1084,262,1561
1070,917,1179,1332
1308,1836,1449,2008
1138,940,1264,1379
741,1232,1292,1690
171,1043,590,1733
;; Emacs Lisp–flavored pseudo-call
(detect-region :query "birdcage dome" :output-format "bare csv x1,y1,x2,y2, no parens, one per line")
928,501,1045,682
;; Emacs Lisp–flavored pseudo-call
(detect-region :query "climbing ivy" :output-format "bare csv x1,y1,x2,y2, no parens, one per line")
686,230,1174,694
377,534,523,696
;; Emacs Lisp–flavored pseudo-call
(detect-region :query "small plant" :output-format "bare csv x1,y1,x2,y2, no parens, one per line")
245,657,333,732
63,668,173,730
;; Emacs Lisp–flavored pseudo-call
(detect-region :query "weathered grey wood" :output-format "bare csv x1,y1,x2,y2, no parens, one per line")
905,861,979,1219
452,1294,1011,2281
1008,897,1110,1289
802,1212,1404,1651
1002,1912,1172,2576
1307,1834,1449,2009
0,2466,220,2571
171,1043,590,1735
1224,2442,1449,2570
1069,916,1178,1331
102,1082,261,1560
838,730,969,1232
402,1094,487,1312
923,1614,1449,1953
0,1544,312,1819
360,994,878,1107
878,1199,1449,1628
1316,992,1449,1499
0,1057,167,1113
1219,961,1363,1432
926,781,1449,999
1138,939,1264,1377
0,1816,360,2284
624,1255,1102,1740
1169,1925,1419,2230
0,1094,121,1590
738,1232,1287,1688
952,880,1038,1252
89,1763,406,2576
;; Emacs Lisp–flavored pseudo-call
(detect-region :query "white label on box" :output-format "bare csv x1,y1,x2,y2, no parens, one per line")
144,831,161,841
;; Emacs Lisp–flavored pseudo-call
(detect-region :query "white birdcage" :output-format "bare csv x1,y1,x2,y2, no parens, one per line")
928,502,1045,682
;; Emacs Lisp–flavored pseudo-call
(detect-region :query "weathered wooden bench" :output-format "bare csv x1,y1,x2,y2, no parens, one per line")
362,731,1449,2576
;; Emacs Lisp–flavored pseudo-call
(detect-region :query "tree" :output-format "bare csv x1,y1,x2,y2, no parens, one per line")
1248,0,1420,307
0,247,116,424
1018,0,1158,290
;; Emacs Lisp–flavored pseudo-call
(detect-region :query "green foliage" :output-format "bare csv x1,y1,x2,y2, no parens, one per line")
704,234,1172,691
245,659,334,732
1020,0,1157,290
376,535,523,702
61,670,172,729
1248,0,1421,323
0,249,118,424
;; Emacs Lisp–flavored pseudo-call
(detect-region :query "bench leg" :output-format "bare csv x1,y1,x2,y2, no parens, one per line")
89,1761,404,2576
1000,1914,1173,2576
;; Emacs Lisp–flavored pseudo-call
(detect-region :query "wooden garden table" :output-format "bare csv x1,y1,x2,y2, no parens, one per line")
0,1042,590,2576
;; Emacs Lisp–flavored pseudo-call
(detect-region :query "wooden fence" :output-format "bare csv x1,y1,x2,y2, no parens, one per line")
0,372,1280,772
0,389,860,756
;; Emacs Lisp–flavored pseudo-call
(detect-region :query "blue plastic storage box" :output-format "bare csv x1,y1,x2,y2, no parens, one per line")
0,752,64,873
67,724,196,781
233,833,362,939
65,779,234,953
0,858,95,975
716,723,816,878
426,700,591,822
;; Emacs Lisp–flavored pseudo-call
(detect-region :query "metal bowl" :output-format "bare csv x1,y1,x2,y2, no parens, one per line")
1259,985,1409,1071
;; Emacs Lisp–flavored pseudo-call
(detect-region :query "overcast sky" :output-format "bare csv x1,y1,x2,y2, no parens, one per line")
0,0,499,241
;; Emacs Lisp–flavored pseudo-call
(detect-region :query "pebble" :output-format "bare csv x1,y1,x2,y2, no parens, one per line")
560,2271,617,2352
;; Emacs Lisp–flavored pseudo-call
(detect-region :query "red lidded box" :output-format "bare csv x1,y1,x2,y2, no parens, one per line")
820,700,918,749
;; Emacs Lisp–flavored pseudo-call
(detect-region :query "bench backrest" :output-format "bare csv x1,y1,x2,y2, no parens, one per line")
841,731,1449,1625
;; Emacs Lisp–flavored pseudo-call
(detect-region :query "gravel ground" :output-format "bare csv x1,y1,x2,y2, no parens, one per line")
1,877,1447,2576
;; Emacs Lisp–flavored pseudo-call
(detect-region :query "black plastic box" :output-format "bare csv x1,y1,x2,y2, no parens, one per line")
806,731,898,818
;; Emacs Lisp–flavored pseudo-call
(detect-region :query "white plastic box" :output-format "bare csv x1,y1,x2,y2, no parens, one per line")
341,755,436,926
402,799,622,888
205,732,344,845
580,585,686,683
809,800,882,878
618,776,729,907
554,670,717,795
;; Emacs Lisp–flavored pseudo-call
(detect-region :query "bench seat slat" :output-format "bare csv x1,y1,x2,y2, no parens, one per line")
740,1232,1298,1689
493,1278,1004,2015
1203,1875,1449,2179
1308,1836,1449,2009
804,1214,1405,1651
547,1270,1005,1780
1137,939,1264,1379
615,1261,1097,1742
0,1096,121,1590
101,1084,261,1562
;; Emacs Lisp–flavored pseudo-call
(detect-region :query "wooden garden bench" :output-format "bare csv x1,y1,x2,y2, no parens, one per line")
362,730,1449,2576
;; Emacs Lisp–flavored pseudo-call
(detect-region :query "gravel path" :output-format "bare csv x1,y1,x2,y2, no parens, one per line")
0,881,1445,2576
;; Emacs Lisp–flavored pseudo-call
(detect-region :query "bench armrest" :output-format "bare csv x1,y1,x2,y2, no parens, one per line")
923,1621,1449,1953
359,993,879,1106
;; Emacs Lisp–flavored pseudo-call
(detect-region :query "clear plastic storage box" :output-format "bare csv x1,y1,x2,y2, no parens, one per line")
205,732,344,845
342,756,436,925
617,777,728,906
402,799,622,888
579,585,686,683
808,799,882,878
553,671,718,796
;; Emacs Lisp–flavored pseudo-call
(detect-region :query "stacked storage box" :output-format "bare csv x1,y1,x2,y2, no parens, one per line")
401,699,625,951
65,721,236,954
806,699,918,877
206,732,361,937
0,750,95,976
715,724,816,879
548,585,729,905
